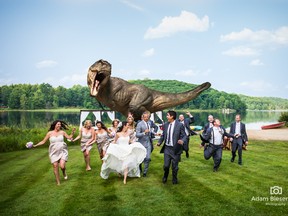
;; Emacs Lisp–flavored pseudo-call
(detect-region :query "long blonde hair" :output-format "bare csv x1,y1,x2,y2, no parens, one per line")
126,116,135,129
84,120,92,128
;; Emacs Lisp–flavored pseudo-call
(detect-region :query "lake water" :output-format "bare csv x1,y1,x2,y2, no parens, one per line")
0,110,284,130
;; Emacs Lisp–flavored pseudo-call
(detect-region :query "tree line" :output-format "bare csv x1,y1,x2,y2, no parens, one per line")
1,79,287,111
0,83,102,110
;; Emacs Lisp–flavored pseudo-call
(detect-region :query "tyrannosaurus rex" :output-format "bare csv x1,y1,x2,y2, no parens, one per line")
87,59,211,121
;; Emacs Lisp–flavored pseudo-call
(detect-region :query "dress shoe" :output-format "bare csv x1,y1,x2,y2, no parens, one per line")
238,161,242,165
186,152,189,158
143,173,147,177
213,168,218,172
172,180,178,184
230,158,234,162
162,177,167,183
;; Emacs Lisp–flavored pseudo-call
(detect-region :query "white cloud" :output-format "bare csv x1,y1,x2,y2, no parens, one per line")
250,59,264,66
222,46,260,56
138,69,151,76
120,0,143,11
220,26,288,45
40,72,87,87
144,11,209,39
240,80,273,92
35,60,58,69
60,73,86,83
143,48,155,57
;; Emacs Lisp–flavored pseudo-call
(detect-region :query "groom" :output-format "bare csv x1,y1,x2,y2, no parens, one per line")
136,112,153,177
157,110,187,184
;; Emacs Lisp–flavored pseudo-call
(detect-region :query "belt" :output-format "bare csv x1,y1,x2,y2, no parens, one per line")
209,143,222,146
165,145,174,148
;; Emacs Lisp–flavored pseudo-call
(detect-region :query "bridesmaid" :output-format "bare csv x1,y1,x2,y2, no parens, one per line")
108,119,120,138
127,116,136,143
95,121,111,159
72,120,96,171
33,120,75,185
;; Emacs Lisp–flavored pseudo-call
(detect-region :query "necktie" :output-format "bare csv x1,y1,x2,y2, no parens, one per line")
146,122,150,130
167,123,172,145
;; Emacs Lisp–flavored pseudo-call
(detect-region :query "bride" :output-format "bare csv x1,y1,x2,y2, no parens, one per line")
100,121,147,184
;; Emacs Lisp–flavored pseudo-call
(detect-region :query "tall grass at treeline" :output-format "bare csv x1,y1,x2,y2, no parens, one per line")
0,125,78,152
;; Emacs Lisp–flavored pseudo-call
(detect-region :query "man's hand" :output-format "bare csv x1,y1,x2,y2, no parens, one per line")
177,140,184,145
157,143,161,146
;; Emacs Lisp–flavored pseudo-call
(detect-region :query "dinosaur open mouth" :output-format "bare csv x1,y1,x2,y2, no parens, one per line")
91,72,106,96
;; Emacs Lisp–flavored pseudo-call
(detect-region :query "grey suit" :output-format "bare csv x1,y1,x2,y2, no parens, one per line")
136,120,152,175
158,120,187,183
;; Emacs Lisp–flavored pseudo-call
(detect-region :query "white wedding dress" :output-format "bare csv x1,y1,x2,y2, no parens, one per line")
100,136,147,179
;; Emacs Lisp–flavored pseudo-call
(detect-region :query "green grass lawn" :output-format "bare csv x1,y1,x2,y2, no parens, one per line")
0,137,287,216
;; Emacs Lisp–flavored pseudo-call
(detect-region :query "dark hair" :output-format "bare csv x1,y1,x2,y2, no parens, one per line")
118,121,128,132
49,120,69,131
213,118,220,125
112,119,120,127
96,121,108,131
167,110,177,120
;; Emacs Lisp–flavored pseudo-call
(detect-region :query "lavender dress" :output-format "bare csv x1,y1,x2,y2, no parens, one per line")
80,131,93,152
49,135,68,163
96,131,109,153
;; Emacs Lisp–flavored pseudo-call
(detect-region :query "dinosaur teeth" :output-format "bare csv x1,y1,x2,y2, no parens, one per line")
90,87,98,96
91,80,99,96
95,80,100,89
90,73,101,96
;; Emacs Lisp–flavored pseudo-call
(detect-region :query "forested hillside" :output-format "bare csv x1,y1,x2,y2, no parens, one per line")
129,79,247,111
239,94,288,110
1,80,287,110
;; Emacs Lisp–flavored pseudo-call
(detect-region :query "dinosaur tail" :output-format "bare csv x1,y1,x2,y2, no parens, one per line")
150,82,211,111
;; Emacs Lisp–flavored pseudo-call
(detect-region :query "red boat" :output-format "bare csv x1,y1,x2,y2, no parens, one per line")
261,122,286,130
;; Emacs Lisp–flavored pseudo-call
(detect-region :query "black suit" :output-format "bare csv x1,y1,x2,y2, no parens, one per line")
147,119,158,139
230,122,248,164
178,116,196,155
203,126,234,171
200,122,213,145
158,120,187,183
203,122,212,134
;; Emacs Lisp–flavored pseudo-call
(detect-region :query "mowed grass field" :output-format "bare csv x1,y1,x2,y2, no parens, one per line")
0,137,287,216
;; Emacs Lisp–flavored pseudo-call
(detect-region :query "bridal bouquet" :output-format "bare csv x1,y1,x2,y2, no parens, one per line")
26,141,33,149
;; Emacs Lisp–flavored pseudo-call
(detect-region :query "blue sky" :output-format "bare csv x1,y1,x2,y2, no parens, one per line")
0,0,287,99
